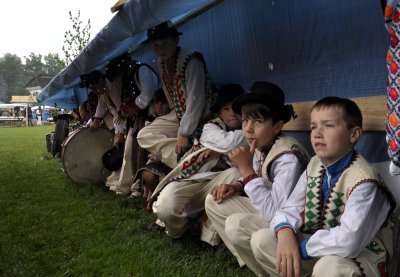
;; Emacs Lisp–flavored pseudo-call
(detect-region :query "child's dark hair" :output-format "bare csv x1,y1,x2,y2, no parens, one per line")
152,88,168,104
241,102,295,124
311,96,363,129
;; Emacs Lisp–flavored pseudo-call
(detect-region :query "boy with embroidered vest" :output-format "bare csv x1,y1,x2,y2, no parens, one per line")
204,81,310,273
247,97,394,277
137,21,216,169
148,84,247,244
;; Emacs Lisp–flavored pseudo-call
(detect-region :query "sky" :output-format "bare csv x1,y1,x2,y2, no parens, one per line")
0,0,116,60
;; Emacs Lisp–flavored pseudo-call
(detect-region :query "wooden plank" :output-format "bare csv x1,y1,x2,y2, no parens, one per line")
283,95,387,131
110,0,127,13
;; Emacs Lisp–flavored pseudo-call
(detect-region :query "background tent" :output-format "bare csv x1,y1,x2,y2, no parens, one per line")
38,87,88,110
36,0,218,103
37,0,388,103
36,0,390,160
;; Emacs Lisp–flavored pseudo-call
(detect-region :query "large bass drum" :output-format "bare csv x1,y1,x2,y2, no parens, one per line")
61,127,114,185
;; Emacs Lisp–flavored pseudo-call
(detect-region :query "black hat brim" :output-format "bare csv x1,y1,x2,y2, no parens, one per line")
142,31,182,44
232,92,273,115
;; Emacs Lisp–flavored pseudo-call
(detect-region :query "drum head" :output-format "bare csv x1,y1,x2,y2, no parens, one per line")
62,127,114,185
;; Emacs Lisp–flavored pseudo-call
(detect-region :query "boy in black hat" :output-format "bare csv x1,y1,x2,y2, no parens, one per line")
80,70,117,131
204,81,310,274
103,53,159,195
147,84,246,246
137,20,216,169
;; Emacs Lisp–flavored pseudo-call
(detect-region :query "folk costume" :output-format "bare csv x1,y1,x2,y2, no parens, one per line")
104,55,159,195
249,151,394,277
205,135,309,272
385,0,400,176
203,81,311,273
137,22,216,169
148,115,246,243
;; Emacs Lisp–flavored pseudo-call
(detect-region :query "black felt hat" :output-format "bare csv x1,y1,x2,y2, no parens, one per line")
80,70,103,88
144,21,182,43
105,53,132,82
232,81,294,123
210,84,245,113
102,144,125,171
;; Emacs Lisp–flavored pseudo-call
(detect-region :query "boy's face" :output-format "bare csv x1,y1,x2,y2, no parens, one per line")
153,101,170,117
310,107,361,165
219,102,241,130
150,37,178,62
242,114,283,149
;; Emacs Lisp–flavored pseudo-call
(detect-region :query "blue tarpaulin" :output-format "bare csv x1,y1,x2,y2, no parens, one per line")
39,87,88,110
36,0,390,163
36,0,218,103
37,0,388,105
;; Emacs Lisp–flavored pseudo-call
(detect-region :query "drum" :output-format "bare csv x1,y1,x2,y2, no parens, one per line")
61,127,114,185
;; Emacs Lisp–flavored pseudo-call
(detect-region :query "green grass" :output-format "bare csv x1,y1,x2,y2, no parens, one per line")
0,125,252,276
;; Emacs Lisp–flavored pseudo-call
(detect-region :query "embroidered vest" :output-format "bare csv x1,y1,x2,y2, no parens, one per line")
254,136,310,188
303,153,397,276
302,153,384,232
159,48,216,120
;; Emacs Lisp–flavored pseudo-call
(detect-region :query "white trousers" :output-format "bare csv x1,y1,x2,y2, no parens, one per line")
251,227,363,277
205,194,266,273
153,167,241,244
106,128,134,194
137,110,179,168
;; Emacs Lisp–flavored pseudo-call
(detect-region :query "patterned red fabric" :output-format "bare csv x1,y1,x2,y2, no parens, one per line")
385,1,400,168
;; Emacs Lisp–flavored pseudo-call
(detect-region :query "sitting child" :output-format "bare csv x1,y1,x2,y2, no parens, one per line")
148,84,248,245
130,88,172,198
204,81,310,273
238,96,395,276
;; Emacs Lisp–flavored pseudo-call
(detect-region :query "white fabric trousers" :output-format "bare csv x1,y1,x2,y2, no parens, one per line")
205,195,266,273
137,110,179,168
153,167,241,242
106,128,134,194
251,227,364,276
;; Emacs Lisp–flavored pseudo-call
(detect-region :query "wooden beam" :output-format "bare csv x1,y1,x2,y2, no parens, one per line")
283,95,387,131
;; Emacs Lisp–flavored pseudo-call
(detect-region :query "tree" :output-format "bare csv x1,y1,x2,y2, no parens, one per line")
0,54,26,102
44,53,65,75
62,10,91,65
24,52,45,77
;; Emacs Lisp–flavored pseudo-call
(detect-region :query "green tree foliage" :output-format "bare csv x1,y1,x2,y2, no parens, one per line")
0,54,26,102
44,53,65,75
24,53,45,77
0,52,66,102
62,10,91,65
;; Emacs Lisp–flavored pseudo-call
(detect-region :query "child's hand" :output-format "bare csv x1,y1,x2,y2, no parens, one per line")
89,117,101,130
196,149,220,163
113,116,124,125
210,183,242,203
113,133,125,148
229,139,256,176
276,228,301,277
176,134,189,155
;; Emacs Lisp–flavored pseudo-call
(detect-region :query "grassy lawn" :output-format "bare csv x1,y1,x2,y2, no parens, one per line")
0,125,252,276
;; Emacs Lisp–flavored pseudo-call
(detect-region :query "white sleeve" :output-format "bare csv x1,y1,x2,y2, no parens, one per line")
306,183,391,258
178,57,206,136
270,171,308,231
94,96,108,119
245,154,304,223
106,80,122,109
135,65,159,109
200,123,247,154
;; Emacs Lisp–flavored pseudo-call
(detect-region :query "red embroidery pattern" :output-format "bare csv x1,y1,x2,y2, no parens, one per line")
385,3,400,167
174,74,187,115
